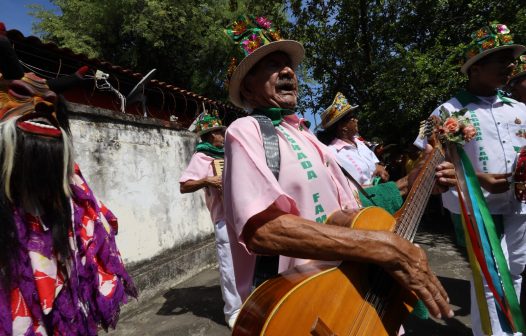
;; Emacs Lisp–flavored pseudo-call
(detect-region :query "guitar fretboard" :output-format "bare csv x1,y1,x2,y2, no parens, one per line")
394,148,445,241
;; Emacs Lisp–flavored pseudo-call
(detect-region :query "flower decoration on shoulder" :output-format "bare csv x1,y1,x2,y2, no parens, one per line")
419,106,477,145
437,106,477,144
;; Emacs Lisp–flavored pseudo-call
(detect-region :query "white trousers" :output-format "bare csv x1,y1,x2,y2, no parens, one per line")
471,214,526,336
214,219,242,324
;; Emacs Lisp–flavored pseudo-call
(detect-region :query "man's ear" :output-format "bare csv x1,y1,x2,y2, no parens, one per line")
239,77,254,103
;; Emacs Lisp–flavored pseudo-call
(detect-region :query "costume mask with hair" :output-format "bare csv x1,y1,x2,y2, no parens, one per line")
0,73,74,214
0,27,136,336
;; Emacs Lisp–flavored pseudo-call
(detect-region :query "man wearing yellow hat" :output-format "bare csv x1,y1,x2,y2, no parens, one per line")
221,15,456,328
415,22,526,335
179,112,241,328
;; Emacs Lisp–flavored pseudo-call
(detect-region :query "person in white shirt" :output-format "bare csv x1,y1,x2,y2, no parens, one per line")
317,92,390,186
415,23,526,336
318,92,411,197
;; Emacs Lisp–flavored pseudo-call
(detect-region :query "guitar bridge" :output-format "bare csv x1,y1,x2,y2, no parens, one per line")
311,317,337,336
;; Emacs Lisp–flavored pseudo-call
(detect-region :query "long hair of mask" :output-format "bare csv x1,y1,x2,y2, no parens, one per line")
0,98,74,286
0,116,74,210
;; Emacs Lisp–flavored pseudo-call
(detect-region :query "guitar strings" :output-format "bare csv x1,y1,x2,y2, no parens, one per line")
398,151,442,240
347,149,444,336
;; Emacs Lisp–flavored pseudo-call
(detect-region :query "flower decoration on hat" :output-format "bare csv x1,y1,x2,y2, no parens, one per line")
225,15,282,56
224,15,282,84
461,22,525,74
255,16,272,29
242,34,264,54
192,110,225,136
224,14,305,108
465,23,513,57
321,92,359,129
232,19,247,36
511,54,526,82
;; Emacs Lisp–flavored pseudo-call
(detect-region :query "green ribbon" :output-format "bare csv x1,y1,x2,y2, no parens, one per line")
253,107,295,126
497,91,515,105
459,145,525,332
195,141,224,159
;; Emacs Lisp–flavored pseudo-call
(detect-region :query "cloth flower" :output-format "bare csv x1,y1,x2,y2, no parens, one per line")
463,125,477,141
255,16,272,29
444,117,460,133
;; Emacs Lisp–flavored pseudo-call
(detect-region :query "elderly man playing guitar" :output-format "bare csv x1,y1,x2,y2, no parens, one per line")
222,16,456,335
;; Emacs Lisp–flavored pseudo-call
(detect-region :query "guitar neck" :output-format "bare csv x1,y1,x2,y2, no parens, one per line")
394,147,444,241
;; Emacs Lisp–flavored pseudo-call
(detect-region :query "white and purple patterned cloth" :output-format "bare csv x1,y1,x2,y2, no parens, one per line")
0,164,137,336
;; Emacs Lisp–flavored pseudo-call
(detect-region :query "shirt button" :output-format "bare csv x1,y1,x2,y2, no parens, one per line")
497,122,501,125
508,160,511,163
503,140,506,143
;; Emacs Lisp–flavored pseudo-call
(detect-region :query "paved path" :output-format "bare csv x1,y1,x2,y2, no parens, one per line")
108,219,473,336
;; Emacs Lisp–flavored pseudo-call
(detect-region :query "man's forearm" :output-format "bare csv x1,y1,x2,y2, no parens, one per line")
243,206,453,319
245,209,410,268
180,178,209,193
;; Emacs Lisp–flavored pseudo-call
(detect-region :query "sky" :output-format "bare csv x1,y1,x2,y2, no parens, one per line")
1,0,57,36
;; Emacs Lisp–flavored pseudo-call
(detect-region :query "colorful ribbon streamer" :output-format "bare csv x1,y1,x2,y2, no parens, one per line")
454,144,525,333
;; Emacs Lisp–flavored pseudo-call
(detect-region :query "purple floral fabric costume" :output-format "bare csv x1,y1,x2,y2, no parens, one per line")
0,164,137,335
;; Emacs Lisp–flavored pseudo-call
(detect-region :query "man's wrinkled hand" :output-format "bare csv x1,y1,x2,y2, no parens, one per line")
382,234,454,320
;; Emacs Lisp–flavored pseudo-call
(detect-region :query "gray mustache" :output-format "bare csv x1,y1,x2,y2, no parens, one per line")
276,78,296,89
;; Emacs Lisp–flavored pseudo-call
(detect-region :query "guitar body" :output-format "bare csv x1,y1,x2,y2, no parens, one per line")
233,207,418,336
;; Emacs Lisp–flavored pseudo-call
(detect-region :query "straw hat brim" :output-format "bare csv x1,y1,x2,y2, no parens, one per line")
461,44,526,74
228,40,305,108
198,125,226,136
322,104,359,130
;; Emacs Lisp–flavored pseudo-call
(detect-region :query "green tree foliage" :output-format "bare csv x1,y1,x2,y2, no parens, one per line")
31,1,526,144
31,0,288,99
289,0,526,144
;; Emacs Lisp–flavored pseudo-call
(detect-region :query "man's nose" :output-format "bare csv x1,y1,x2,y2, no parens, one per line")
279,65,295,77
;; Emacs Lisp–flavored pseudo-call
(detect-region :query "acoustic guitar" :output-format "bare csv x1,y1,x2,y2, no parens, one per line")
233,121,444,336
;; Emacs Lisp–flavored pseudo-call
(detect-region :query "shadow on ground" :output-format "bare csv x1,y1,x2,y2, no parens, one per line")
157,284,227,327
403,277,471,336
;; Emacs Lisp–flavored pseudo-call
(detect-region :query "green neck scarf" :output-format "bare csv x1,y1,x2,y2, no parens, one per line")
253,107,295,126
195,141,224,158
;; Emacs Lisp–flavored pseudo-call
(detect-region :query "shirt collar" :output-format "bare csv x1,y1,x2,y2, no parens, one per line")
282,114,311,130
330,137,356,151
455,89,514,107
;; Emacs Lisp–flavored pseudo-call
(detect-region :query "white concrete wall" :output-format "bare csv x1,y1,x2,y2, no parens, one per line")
69,109,214,264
